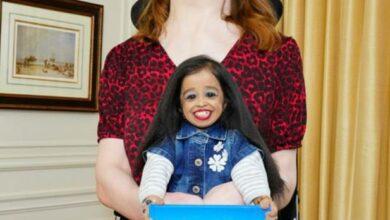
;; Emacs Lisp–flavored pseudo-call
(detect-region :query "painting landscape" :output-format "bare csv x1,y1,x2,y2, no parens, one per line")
14,23,77,83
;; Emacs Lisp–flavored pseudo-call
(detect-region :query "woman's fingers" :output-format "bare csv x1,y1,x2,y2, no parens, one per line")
142,205,149,220
253,196,278,220
265,200,278,220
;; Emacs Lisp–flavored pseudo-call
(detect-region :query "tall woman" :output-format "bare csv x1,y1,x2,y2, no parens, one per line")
95,0,306,219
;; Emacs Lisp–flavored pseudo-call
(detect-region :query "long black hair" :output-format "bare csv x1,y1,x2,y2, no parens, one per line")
136,55,285,199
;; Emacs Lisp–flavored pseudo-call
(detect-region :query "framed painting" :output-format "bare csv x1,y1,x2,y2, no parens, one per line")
0,0,103,111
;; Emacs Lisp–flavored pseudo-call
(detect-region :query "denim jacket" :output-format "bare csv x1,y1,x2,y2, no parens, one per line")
146,122,262,198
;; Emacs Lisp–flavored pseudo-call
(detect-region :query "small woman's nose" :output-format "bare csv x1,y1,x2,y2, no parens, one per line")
196,97,207,106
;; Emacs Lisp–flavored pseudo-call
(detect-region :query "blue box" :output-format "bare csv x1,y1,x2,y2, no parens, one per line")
149,204,268,220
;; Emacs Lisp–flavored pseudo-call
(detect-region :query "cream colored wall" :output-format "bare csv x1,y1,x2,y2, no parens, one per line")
0,0,136,219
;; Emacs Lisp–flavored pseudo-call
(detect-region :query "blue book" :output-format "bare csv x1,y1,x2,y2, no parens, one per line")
149,204,268,220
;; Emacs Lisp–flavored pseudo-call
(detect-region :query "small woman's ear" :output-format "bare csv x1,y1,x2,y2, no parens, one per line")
223,102,228,110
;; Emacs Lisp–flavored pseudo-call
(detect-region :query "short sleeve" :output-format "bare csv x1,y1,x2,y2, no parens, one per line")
232,131,260,164
97,46,127,142
268,38,307,152
145,137,176,165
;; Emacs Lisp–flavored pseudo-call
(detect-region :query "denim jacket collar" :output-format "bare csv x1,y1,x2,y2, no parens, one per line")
176,121,227,141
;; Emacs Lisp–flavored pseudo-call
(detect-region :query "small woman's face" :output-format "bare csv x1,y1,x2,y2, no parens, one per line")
180,69,225,128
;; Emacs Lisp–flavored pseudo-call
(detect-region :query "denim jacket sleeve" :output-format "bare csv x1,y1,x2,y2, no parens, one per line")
233,130,263,163
144,137,176,165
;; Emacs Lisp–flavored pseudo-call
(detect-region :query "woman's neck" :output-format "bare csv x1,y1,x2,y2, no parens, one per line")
169,0,228,20
158,0,241,65
163,0,232,36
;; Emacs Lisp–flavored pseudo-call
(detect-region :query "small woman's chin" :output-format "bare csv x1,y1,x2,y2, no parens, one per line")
189,118,217,128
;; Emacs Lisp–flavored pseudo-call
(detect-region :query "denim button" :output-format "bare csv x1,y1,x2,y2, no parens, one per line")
194,158,203,166
192,185,200,194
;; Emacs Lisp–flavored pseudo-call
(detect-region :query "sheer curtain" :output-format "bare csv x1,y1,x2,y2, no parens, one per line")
281,0,390,219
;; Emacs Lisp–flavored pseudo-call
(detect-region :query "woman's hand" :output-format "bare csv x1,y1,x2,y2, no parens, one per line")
252,196,278,220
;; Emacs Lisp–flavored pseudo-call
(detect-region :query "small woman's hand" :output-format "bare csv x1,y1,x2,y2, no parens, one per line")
252,196,278,220
142,195,164,220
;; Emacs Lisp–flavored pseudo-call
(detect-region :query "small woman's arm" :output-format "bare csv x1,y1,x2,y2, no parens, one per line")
231,151,278,218
139,152,174,204
139,152,204,216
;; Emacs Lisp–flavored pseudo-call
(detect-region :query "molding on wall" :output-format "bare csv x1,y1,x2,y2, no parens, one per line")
0,200,100,215
0,153,96,159
0,156,96,171
0,187,95,202
0,143,97,171
0,187,99,215
0,141,97,148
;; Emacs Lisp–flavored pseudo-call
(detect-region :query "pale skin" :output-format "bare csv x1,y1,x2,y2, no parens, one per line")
96,0,297,219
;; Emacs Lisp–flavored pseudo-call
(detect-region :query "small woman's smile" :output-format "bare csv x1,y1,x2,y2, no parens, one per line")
180,69,225,128
193,109,212,120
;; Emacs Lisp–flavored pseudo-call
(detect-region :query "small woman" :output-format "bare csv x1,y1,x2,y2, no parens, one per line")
138,55,285,219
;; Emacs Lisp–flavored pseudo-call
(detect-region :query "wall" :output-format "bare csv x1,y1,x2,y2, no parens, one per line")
0,0,136,219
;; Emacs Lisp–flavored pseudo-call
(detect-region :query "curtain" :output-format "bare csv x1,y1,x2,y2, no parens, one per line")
281,0,390,219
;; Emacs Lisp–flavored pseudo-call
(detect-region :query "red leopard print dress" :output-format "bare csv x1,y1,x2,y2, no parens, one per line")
98,33,306,183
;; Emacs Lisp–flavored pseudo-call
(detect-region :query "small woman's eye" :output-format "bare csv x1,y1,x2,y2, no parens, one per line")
205,91,217,98
184,93,196,100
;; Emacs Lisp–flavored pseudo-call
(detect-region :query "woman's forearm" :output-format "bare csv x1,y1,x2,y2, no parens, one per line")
271,149,297,209
273,177,296,209
95,139,144,220
96,166,143,219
